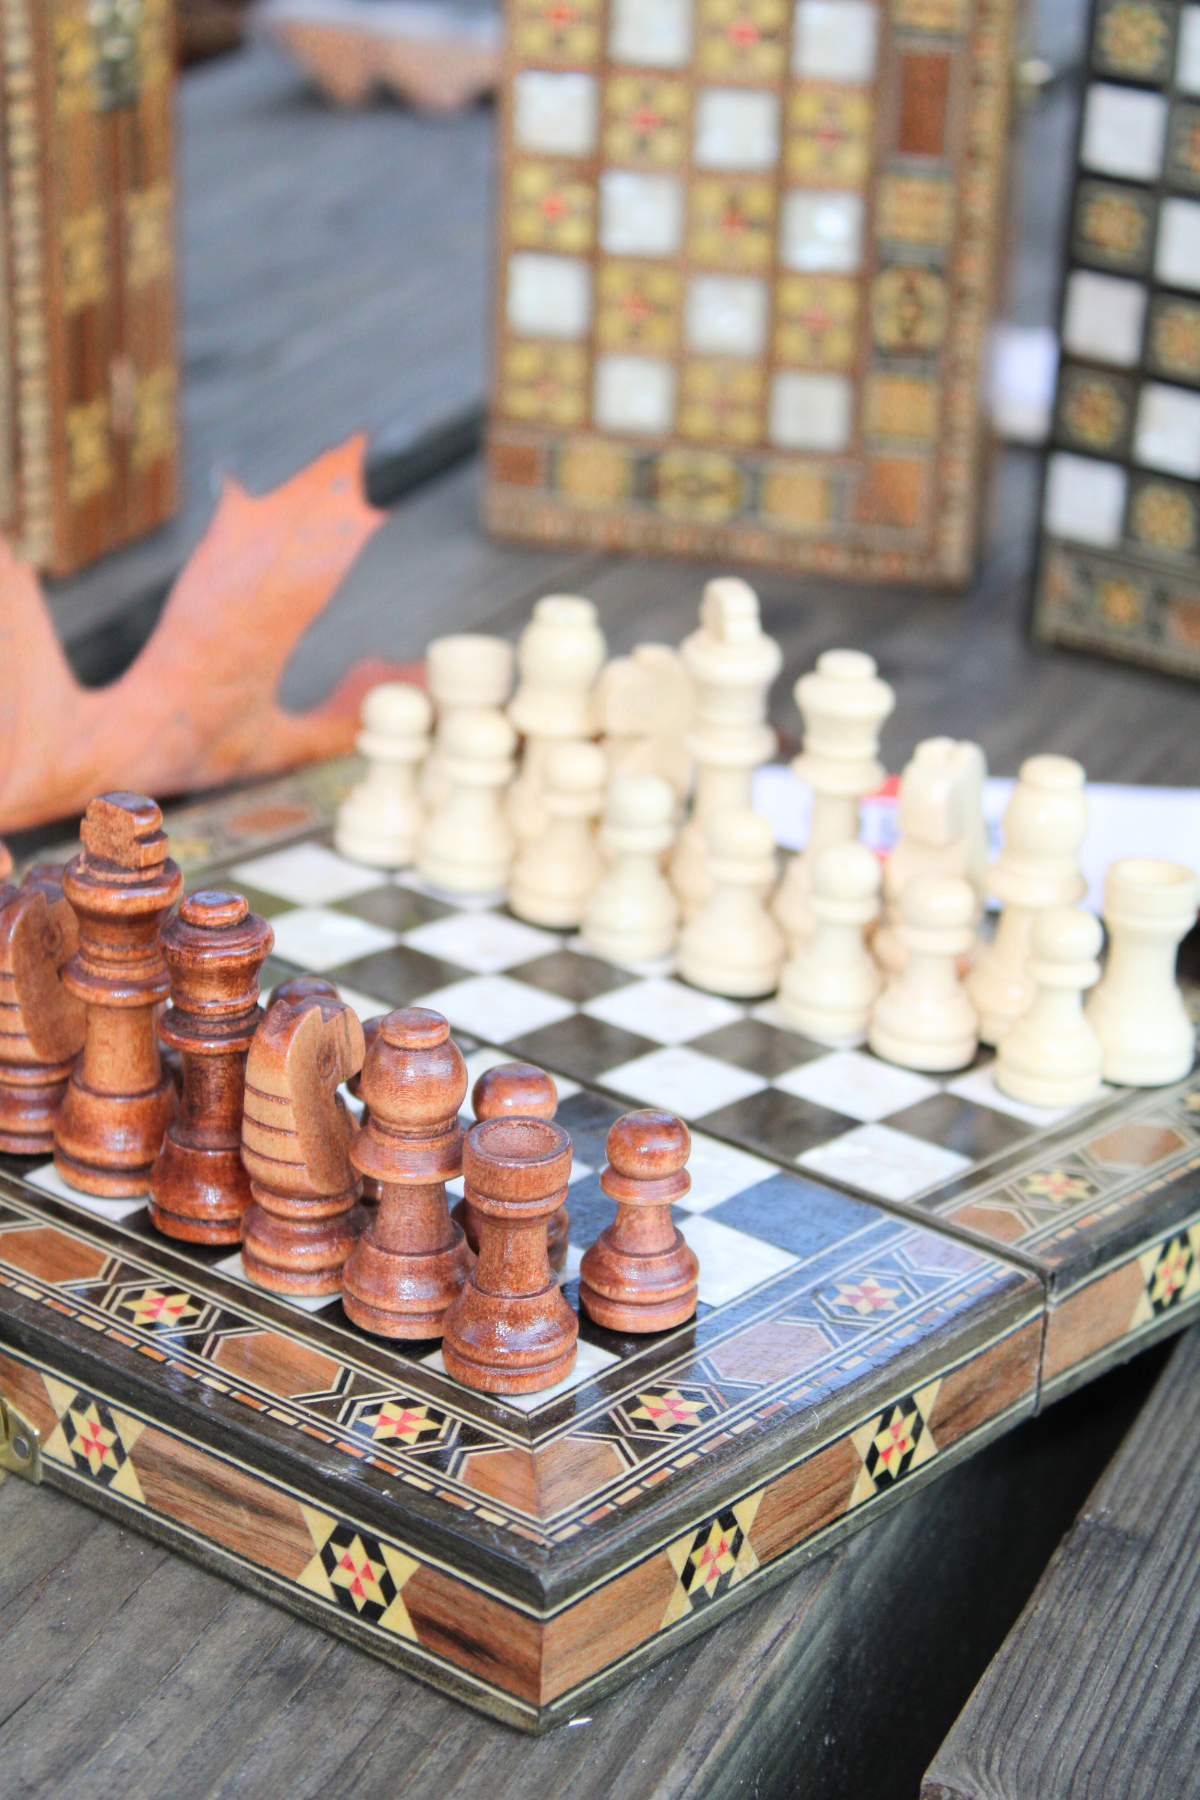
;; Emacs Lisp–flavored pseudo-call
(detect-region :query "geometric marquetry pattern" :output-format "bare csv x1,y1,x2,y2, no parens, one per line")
847,1378,941,1509
1133,1224,1200,1324
620,1385,722,1435
661,1492,763,1628
297,1505,418,1638
39,1374,146,1503
347,1397,447,1447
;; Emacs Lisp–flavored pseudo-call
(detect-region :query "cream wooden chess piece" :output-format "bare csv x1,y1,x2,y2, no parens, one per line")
996,907,1103,1107
678,809,784,999
869,875,978,1072
583,774,679,964
966,755,1088,1046
778,843,882,1047
669,579,782,921
598,645,695,800
1085,859,1199,1086
334,682,431,869
417,709,516,898
421,634,514,810
874,738,986,975
509,742,607,928
773,650,895,952
507,596,607,846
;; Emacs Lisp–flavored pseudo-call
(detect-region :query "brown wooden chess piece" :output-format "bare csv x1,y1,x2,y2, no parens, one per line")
0,866,86,1154
342,1009,474,1338
579,1111,698,1333
442,1113,578,1393
346,1013,385,1204
268,974,339,1008
54,794,184,1196
240,993,366,1293
148,892,274,1244
451,1062,569,1271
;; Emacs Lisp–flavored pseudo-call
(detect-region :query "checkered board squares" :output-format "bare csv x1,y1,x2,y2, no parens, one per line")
1035,0,1200,677
486,0,1018,583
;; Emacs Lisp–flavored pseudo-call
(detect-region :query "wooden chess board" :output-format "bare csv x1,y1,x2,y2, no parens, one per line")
2,762,1199,1732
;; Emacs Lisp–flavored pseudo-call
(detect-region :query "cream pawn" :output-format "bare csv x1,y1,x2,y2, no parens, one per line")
417,710,516,898
507,595,607,846
583,775,680,964
869,875,978,1072
966,755,1088,1045
773,649,896,952
334,682,432,869
678,809,784,999
778,843,882,1048
509,742,607,929
1085,859,1199,1086
421,634,514,811
996,907,1103,1107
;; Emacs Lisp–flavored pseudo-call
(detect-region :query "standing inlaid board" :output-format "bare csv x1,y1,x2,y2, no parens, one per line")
483,0,1018,583
1035,0,1200,676
0,0,179,575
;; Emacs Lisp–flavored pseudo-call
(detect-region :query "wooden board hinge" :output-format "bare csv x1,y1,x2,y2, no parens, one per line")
0,1394,42,1483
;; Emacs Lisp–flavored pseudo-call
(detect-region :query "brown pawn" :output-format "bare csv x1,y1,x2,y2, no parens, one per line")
342,1009,474,1338
148,892,274,1244
452,1063,569,1272
442,1114,578,1393
240,994,366,1294
579,1111,698,1333
268,974,339,1008
54,794,184,1196
0,868,86,1154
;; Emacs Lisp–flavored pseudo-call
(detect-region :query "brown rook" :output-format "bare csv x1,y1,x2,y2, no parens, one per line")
579,1111,698,1333
342,1009,473,1338
54,794,183,1196
453,1062,569,1270
442,1114,578,1394
149,892,274,1244
240,994,366,1294
0,866,85,1154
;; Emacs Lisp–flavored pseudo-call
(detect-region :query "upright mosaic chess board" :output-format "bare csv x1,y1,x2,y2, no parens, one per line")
1035,0,1200,676
483,0,1017,582
3,764,1200,1731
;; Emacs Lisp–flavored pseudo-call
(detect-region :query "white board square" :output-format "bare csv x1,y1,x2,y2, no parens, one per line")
683,1214,798,1306
774,1051,940,1122
583,977,743,1044
685,275,769,357
1043,452,1127,548
694,88,780,170
1134,382,1200,478
769,370,853,451
268,907,400,972
779,190,864,273
506,253,591,339
402,912,561,974
1156,198,1200,293
601,1046,768,1118
231,844,389,906
944,1064,1079,1126
413,974,576,1043
681,1132,779,1212
798,1122,971,1201
594,354,676,433
1179,7,1200,94
599,171,684,257
792,0,879,80
1061,271,1146,367
609,0,693,67
512,70,597,156
1080,83,1167,181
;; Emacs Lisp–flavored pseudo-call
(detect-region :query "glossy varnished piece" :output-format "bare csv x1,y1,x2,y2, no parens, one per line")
347,1013,385,1205
342,1008,473,1338
453,1062,568,1270
53,794,183,1196
443,1113,578,1393
239,993,366,1294
580,1111,699,1333
0,865,85,1154
148,892,274,1245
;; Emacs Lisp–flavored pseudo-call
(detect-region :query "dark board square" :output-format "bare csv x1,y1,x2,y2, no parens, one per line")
217,881,293,920
563,1173,615,1251
334,885,455,932
886,1092,1032,1161
688,1017,827,1079
704,1171,881,1260
556,1089,627,1167
507,949,636,1004
508,1014,658,1084
696,1086,857,1164
1147,294,1200,388
1128,476,1200,558
330,946,469,1008
1168,102,1200,193
1090,0,1177,81
1054,363,1136,459
1071,180,1155,274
